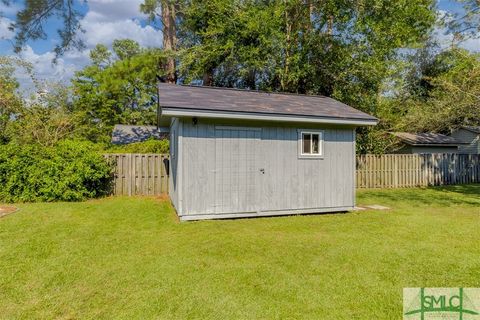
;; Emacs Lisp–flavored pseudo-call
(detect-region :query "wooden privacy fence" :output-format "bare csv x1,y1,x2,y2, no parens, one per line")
105,153,480,195
356,154,480,188
104,154,169,196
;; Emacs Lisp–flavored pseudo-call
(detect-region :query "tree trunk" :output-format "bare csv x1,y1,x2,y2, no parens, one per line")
282,0,292,91
245,69,256,89
327,15,333,36
307,0,314,30
162,0,177,84
326,15,333,51
202,68,214,86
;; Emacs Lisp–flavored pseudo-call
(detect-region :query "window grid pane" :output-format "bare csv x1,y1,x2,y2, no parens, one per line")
303,133,311,154
312,134,319,154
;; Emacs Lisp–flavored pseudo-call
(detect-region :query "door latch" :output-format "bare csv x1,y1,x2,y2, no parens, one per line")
259,168,265,174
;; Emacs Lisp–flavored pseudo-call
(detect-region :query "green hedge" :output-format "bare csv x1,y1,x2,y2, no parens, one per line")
105,138,169,154
0,140,112,202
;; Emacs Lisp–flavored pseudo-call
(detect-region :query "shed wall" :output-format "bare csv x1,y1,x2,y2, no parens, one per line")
168,118,180,211
176,118,356,219
451,129,480,154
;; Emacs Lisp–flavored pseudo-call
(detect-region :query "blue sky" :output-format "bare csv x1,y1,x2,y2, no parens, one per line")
0,0,164,90
0,0,477,91
438,0,464,13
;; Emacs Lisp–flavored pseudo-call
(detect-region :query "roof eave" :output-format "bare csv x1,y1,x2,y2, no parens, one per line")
161,108,378,126
403,143,465,147
460,126,480,134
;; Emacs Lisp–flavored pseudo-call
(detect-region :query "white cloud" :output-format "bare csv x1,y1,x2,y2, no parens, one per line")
0,17,14,40
434,29,480,52
79,0,162,49
0,2,22,16
15,45,90,93
86,0,148,22
11,0,163,92
81,18,163,48
433,10,480,52
459,37,480,52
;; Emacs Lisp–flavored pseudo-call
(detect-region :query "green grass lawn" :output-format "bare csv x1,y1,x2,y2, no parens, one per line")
1,185,479,319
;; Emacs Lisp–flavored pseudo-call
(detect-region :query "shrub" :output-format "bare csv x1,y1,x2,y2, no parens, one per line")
0,140,113,202
106,138,169,154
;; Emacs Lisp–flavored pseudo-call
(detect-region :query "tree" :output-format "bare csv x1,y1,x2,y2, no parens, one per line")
7,82,79,147
141,0,180,83
90,44,112,67
399,49,480,133
5,0,86,58
0,57,30,144
112,39,141,61
178,0,435,94
447,0,480,40
176,0,436,153
178,0,282,88
5,0,174,74
4,0,440,153
72,41,165,142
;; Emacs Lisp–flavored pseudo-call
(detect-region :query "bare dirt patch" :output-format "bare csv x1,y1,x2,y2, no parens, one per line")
0,206,18,218
354,205,391,211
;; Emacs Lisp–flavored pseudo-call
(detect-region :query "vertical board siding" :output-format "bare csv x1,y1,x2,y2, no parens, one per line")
212,127,261,214
104,154,169,196
180,122,356,216
356,154,480,188
256,127,355,212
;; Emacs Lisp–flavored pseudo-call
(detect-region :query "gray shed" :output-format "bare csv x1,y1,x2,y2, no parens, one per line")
158,84,377,221
391,132,466,154
451,126,480,154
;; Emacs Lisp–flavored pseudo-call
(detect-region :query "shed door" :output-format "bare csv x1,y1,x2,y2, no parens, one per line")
214,127,262,214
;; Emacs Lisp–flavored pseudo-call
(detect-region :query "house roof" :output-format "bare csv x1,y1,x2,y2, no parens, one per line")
461,126,480,134
158,83,377,126
111,125,169,145
392,132,467,146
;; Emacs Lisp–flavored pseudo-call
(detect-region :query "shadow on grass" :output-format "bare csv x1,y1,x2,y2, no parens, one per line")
434,184,480,197
359,184,480,207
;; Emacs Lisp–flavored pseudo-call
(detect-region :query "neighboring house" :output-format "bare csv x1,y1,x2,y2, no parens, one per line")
450,126,480,154
111,124,169,145
391,132,466,154
158,83,377,221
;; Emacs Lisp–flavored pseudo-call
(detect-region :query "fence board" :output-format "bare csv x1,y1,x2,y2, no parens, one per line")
105,154,170,196
356,153,480,188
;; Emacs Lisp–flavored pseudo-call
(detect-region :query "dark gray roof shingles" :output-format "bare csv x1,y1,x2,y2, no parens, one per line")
461,126,480,134
158,84,377,122
112,125,168,145
392,132,466,146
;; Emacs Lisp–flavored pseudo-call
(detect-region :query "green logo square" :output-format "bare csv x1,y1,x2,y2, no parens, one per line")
404,288,480,320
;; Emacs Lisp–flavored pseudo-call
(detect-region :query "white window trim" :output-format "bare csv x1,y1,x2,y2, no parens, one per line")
298,129,324,159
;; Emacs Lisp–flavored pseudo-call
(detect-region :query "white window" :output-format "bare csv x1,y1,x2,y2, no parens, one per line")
299,130,323,158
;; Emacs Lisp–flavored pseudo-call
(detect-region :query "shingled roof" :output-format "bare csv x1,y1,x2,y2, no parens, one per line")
158,84,377,125
111,125,169,145
461,126,480,134
392,132,467,146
